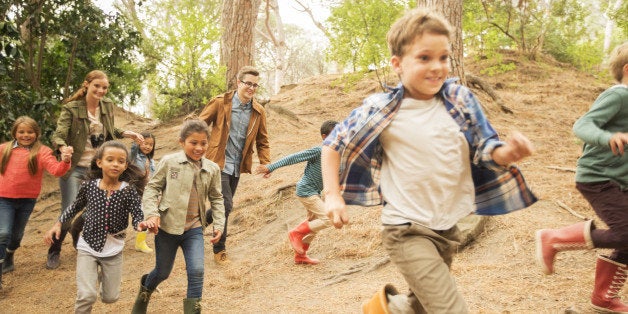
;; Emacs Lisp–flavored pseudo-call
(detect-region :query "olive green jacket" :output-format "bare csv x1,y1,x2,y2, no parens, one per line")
51,98,125,179
142,151,225,235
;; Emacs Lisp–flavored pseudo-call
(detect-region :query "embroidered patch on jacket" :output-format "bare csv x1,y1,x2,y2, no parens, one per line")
169,169,179,179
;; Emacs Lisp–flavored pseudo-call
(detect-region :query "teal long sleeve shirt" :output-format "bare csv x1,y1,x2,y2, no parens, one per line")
266,146,323,197
573,85,628,189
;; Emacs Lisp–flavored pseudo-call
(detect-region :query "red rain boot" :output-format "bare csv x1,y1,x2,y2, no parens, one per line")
535,220,594,275
288,220,311,255
590,255,628,313
294,243,319,265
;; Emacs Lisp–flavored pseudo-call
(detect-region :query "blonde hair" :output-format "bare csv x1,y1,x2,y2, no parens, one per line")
237,66,259,81
63,70,109,104
609,42,628,83
0,116,43,175
386,8,452,58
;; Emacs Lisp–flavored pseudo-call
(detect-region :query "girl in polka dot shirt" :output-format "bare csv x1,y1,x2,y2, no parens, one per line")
44,140,146,313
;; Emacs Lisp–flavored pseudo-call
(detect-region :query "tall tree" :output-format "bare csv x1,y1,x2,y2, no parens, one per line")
221,0,262,90
258,0,287,94
417,0,466,85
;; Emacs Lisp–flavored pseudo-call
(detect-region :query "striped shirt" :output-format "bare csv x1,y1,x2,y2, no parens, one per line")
267,146,323,197
323,78,537,216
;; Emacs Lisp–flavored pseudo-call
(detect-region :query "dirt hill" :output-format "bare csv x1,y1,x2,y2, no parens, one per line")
0,53,621,313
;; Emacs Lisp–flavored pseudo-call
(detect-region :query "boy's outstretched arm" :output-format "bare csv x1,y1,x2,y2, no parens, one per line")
322,146,349,228
491,131,534,167
254,164,272,178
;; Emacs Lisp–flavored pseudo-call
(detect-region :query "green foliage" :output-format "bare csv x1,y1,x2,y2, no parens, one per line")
330,71,368,93
0,1,145,143
140,0,226,120
325,0,411,72
479,59,517,77
462,0,611,71
609,1,627,38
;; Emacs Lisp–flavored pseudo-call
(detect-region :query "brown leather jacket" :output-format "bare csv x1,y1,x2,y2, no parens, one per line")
198,90,270,173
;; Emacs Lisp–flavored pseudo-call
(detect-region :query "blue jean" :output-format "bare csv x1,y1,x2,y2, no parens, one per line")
213,172,239,253
0,197,37,262
51,166,87,254
144,227,205,298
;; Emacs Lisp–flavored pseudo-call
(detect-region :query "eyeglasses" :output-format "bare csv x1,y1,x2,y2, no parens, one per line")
240,80,260,89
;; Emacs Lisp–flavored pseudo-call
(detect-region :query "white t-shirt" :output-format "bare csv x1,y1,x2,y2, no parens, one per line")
379,97,474,230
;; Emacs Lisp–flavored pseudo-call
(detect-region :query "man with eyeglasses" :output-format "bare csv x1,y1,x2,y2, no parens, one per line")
199,66,270,265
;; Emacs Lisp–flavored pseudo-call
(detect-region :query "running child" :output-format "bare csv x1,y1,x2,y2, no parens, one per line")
0,116,73,289
321,8,536,313
130,131,156,253
44,141,145,313
255,120,338,265
131,119,225,314
536,41,628,313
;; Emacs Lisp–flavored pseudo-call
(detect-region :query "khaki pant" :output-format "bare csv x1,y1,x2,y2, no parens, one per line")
382,223,468,314
75,250,123,313
298,195,331,232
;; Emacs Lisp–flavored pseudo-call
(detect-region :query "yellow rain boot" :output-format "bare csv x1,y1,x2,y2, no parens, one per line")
362,284,399,314
135,231,153,253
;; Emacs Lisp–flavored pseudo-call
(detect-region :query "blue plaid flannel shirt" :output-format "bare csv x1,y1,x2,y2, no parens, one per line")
323,79,537,215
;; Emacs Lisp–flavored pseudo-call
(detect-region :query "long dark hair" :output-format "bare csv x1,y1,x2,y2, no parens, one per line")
130,131,156,161
87,141,147,195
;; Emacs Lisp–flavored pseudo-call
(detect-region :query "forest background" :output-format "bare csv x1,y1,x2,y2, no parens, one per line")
0,0,626,142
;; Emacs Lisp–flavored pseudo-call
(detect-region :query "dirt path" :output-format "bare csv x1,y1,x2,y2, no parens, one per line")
0,55,625,313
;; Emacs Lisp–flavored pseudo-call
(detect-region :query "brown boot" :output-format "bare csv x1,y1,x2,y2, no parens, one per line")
288,220,311,255
362,284,399,314
590,256,628,313
535,220,594,275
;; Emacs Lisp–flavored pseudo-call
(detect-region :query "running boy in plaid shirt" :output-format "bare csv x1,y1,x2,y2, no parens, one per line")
321,8,537,313
256,120,338,265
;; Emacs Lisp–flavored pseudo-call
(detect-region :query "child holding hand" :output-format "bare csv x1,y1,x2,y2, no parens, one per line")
130,131,157,253
321,8,537,313
132,119,225,314
44,141,145,313
0,116,72,289
255,120,338,265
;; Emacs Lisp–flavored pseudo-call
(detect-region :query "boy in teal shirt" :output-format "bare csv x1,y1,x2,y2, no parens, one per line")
536,41,628,313
256,120,338,265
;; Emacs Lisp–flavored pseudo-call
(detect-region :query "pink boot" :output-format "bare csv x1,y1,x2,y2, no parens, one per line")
294,243,319,265
535,220,594,275
590,255,628,313
288,220,311,255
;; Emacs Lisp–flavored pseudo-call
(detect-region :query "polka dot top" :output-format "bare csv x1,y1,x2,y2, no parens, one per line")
58,179,143,252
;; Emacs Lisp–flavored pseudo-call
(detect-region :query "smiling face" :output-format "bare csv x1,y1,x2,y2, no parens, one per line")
14,123,37,147
236,74,260,104
84,77,109,103
96,146,128,181
391,32,451,100
180,131,208,161
139,137,155,156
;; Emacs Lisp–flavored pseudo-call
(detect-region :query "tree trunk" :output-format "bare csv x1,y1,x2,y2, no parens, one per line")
220,0,262,91
264,0,287,94
416,0,466,85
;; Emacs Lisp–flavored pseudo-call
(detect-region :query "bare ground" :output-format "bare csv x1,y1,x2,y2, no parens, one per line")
0,53,624,313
